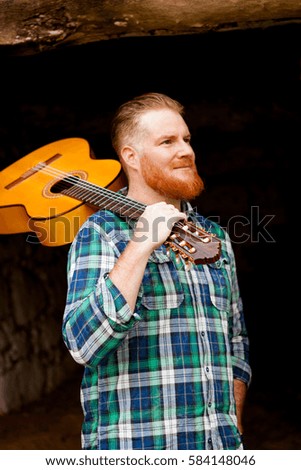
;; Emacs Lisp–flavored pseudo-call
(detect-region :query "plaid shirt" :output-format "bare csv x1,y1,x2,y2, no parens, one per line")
62,199,251,450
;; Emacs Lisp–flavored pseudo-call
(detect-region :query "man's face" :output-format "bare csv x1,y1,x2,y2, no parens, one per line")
137,109,204,201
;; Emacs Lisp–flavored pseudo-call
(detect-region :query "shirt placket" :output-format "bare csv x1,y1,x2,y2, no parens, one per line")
185,266,223,450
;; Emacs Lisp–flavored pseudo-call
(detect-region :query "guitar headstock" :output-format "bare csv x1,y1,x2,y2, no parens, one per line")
165,220,221,267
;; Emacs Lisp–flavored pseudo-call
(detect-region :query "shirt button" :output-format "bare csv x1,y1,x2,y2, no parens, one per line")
208,438,212,444
201,331,205,336
206,367,209,372
208,401,212,407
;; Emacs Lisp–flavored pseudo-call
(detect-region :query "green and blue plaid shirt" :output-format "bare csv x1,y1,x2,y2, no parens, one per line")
62,199,251,450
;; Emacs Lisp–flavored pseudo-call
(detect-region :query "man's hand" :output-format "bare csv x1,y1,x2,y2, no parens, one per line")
234,379,248,435
133,201,187,252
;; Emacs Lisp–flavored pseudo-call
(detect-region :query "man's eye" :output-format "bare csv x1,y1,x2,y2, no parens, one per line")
161,139,172,145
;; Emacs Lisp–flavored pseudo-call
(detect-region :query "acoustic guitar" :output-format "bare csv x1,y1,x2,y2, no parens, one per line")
0,138,221,266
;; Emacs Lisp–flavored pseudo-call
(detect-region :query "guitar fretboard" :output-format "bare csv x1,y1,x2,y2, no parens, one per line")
61,175,145,220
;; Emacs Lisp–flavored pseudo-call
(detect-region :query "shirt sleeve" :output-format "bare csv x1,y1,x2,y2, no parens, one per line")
224,230,252,387
62,216,143,368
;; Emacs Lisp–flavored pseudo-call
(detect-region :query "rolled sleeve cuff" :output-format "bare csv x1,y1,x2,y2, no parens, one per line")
232,356,252,387
95,273,142,332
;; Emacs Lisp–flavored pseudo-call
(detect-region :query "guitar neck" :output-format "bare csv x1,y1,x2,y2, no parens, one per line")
61,175,146,220
59,174,221,267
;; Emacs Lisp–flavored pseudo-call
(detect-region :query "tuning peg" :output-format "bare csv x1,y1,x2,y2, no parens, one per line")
185,260,191,271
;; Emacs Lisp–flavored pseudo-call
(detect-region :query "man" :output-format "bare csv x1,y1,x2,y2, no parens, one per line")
62,92,251,450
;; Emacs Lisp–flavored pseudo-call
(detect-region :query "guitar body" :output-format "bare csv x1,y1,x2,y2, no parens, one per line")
0,138,125,246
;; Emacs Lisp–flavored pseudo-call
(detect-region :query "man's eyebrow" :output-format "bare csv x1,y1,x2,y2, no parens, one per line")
157,132,191,140
158,134,175,139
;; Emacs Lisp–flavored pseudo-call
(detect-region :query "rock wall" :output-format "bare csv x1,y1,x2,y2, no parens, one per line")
0,0,300,54
0,235,77,413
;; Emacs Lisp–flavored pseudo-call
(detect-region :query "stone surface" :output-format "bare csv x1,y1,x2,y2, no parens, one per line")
0,0,300,54
0,235,77,413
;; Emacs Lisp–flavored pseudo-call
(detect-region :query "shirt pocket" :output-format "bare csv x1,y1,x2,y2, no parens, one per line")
140,261,184,311
203,256,232,312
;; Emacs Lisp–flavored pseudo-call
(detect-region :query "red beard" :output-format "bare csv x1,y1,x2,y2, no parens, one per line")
140,156,205,201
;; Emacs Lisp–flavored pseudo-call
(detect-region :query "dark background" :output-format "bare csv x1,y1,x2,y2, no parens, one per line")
0,23,300,449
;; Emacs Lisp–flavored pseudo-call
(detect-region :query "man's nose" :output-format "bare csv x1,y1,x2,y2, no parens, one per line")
176,140,195,158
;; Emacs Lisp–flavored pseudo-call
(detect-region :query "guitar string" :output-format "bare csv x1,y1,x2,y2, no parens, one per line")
37,163,146,218
35,164,206,260
36,163,195,232
29,162,220,262
37,163,143,208
36,163,214,237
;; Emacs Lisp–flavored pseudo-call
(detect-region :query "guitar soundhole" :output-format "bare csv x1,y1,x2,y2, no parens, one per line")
43,170,88,199
50,176,80,194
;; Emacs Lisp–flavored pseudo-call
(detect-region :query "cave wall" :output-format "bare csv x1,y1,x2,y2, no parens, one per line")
0,237,75,413
0,23,300,414
1,0,301,54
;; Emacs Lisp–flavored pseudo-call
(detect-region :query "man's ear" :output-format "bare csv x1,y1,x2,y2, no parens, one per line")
120,145,140,171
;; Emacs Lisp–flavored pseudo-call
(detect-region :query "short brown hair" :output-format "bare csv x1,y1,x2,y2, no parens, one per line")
110,92,185,157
